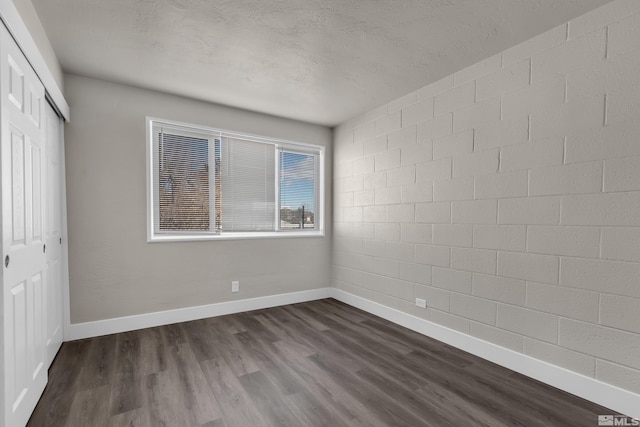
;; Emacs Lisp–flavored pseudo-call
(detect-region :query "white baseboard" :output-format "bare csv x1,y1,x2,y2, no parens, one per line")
331,288,640,420
65,287,332,341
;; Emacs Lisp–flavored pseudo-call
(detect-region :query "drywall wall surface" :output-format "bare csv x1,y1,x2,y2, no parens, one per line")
332,0,640,395
64,74,332,323
11,0,63,90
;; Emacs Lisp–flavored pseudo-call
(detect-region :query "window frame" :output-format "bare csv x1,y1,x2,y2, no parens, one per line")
146,117,325,242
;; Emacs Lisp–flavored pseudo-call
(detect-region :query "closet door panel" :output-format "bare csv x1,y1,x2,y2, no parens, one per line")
44,103,63,367
1,24,47,427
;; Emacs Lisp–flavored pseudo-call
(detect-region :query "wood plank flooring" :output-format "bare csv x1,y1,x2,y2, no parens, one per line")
28,299,613,426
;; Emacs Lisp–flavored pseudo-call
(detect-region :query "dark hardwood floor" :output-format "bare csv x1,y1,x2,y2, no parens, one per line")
28,299,612,426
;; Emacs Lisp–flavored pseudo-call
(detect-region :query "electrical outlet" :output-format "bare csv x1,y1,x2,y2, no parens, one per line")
231,281,239,293
415,298,427,309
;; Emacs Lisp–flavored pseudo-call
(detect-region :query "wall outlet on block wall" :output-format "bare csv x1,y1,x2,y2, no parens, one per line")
415,298,427,309
231,281,239,293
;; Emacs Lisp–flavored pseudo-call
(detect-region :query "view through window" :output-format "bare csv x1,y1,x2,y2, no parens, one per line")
279,150,317,230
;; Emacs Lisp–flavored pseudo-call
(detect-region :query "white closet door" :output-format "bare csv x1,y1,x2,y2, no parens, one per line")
44,103,62,367
1,24,48,427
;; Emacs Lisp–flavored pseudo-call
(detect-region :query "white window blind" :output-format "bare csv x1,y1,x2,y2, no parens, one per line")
221,137,275,232
154,125,216,233
147,118,323,241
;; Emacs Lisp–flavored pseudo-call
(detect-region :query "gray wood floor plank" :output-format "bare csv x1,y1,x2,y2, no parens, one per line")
271,306,367,372
283,390,349,427
76,335,117,391
200,419,227,427
109,332,142,416
237,370,304,427
272,339,315,362
181,319,223,362
415,383,510,427
199,357,268,427
355,366,451,427
137,327,169,376
215,315,248,335
315,299,369,323
254,313,316,358
205,321,261,377
307,352,427,427
280,304,330,331
164,342,223,425
285,354,387,427
141,371,191,427
107,408,149,427
321,327,427,390
65,385,110,427
234,330,306,396
161,322,187,346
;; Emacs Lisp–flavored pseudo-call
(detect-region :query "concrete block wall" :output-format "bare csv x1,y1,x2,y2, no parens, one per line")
332,0,640,395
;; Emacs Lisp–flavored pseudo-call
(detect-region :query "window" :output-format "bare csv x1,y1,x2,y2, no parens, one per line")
279,150,318,230
147,118,324,241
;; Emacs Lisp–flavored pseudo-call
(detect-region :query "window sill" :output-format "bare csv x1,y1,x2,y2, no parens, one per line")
148,230,325,243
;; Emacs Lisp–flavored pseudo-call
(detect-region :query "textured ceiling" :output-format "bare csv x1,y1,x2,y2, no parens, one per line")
33,0,612,126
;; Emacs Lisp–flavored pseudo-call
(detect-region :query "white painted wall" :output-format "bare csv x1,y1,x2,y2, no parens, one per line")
332,0,640,395
64,74,332,324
